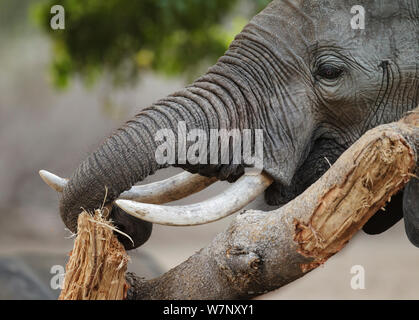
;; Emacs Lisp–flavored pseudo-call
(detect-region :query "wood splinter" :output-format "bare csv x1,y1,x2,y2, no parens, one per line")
59,209,130,300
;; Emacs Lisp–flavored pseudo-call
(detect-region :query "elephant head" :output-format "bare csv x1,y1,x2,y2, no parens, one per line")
41,0,418,249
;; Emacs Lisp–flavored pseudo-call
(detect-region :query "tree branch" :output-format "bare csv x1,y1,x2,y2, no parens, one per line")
126,108,418,300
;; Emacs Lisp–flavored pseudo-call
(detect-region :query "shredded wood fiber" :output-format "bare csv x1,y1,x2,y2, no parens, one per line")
59,209,130,300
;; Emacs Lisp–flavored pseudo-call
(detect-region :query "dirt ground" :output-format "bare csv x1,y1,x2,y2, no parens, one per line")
0,26,418,300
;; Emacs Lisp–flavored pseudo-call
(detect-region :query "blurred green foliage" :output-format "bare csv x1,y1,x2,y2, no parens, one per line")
33,0,270,88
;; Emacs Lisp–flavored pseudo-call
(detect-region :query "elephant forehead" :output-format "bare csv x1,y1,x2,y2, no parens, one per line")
298,0,415,21
261,0,416,45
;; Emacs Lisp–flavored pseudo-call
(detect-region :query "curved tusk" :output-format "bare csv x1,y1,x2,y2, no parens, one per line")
115,172,273,226
120,172,217,204
39,170,217,204
39,170,68,192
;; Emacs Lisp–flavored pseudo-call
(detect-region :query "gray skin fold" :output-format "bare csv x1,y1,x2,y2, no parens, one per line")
59,0,419,249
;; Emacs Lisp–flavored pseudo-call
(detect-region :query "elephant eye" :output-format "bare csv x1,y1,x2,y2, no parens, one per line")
315,64,343,80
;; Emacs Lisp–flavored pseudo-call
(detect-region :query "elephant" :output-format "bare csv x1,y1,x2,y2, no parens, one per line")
41,0,418,250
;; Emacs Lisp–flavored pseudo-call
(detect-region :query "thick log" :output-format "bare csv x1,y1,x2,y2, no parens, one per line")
126,108,418,300
59,210,129,300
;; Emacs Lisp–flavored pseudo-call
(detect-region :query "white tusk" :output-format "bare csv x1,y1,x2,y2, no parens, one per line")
39,170,217,204
115,172,273,226
120,172,217,204
39,170,68,192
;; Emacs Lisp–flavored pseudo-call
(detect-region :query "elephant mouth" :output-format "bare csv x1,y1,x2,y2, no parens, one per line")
39,169,273,226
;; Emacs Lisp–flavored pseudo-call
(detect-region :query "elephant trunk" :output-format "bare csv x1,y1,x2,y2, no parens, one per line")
59,69,253,248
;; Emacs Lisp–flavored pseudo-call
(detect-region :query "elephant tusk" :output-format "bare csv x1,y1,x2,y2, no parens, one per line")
39,170,68,192
120,172,217,204
115,172,273,226
39,170,217,204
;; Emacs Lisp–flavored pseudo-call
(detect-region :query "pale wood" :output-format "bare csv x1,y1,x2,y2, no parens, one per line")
59,210,130,300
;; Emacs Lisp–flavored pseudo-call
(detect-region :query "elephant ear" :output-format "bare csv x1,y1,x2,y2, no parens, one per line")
362,190,404,235
403,177,419,247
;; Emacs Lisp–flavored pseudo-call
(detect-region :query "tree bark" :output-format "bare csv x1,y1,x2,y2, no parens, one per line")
126,108,418,300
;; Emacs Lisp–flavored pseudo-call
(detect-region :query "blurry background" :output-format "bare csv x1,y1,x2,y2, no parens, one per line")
0,0,418,300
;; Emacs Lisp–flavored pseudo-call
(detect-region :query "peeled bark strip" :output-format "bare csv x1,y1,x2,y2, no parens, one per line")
59,210,130,300
126,108,418,300
293,131,414,272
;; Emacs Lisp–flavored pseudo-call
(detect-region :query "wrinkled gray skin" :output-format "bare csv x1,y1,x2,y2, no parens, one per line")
60,0,419,249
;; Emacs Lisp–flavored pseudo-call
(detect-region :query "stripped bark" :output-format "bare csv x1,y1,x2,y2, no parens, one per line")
59,210,130,300
126,108,418,300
